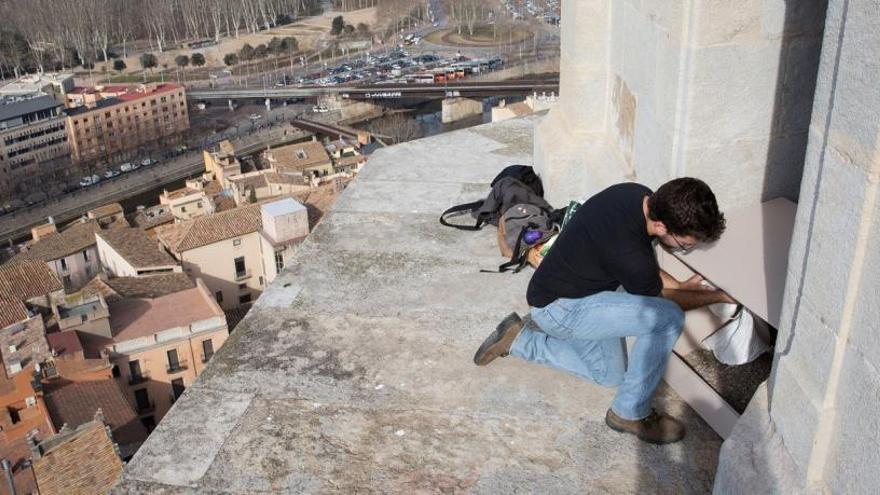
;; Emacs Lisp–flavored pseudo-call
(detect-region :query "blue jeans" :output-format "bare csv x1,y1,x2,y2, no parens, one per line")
510,291,685,420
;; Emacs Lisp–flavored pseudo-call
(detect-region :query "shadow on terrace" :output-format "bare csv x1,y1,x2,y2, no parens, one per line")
113,115,721,494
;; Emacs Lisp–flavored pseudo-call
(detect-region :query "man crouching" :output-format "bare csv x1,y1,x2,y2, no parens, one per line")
473,178,732,444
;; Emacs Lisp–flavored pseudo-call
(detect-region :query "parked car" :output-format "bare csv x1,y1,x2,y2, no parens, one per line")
104,169,120,179
141,158,153,167
248,113,262,120
120,162,133,173
79,177,93,187
312,105,330,113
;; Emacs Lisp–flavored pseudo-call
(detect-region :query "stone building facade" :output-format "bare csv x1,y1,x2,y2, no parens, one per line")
534,0,879,492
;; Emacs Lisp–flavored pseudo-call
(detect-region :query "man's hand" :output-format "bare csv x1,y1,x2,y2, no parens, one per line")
679,274,711,291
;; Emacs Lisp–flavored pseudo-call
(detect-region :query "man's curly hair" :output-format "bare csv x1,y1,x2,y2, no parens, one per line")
648,178,725,242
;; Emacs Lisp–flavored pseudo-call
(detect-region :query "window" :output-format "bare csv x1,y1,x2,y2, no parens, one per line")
239,293,252,304
215,291,223,303
134,388,151,413
172,378,185,400
232,238,241,246
111,365,120,378
83,250,90,262
166,349,182,372
259,276,264,286
202,339,214,362
181,206,186,213
129,360,142,379
59,258,67,271
140,415,156,433
275,251,284,274
238,283,247,290
234,256,246,278
62,275,71,286
197,201,203,209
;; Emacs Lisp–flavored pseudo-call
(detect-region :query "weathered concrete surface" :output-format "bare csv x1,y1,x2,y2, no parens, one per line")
114,116,721,494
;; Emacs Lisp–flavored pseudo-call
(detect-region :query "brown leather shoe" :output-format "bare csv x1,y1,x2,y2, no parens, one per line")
473,313,524,366
605,408,686,444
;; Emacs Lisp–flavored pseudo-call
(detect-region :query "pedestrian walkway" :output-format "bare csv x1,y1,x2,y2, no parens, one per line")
114,115,721,494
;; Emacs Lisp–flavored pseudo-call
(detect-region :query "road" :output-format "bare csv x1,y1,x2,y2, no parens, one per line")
0,126,311,245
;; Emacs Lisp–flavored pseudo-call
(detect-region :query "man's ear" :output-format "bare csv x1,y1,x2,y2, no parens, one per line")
653,221,668,236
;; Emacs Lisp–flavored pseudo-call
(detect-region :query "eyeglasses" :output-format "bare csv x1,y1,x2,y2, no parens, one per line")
670,234,697,254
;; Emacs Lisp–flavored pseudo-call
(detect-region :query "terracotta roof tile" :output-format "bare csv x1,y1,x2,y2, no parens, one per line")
0,259,63,302
13,221,100,262
0,299,29,329
43,380,148,446
156,203,262,252
87,203,123,219
270,140,332,173
31,421,126,495
105,274,195,299
97,228,177,269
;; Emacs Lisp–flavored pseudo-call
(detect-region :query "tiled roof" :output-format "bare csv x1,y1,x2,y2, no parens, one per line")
87,203,123,219
32,421,125,495
45,330,84,357
229,173,269,189
109,285,224,342
97,228,177,268
265,172,307,185
128,205,173,230
270,140,332,172
13,221,100,262
105,274,195,299
156,203,262,253
43,380,148,446
223,302,253,332
0,258,63,301
0,299,29,329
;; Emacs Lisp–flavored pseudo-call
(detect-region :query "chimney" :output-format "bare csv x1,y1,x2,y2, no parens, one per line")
26,433,41,459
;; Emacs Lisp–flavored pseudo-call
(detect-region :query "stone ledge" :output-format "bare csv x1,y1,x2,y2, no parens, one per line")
114,116,721,494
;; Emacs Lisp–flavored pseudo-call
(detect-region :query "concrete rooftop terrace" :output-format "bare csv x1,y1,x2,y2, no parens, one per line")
114,116,721,494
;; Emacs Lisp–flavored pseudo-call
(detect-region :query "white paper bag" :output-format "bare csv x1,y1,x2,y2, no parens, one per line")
701,305,771,365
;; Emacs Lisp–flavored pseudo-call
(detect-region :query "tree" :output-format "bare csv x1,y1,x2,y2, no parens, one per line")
223,53,238,66
254,44,268,58
283,36,298,51
267,36,283,54
368,113,422,144
175,54,190,68
343,24,355,35
331,16,345,35
238,43,254,61
139,52,158,71
356,23,370,36
112,59,127,71
190,52,206,67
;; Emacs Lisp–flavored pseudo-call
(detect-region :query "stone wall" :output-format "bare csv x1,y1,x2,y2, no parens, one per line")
534,0,826,210
716,0,880,492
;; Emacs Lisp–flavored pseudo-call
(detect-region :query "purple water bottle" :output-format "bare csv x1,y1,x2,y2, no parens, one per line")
524,229,543,245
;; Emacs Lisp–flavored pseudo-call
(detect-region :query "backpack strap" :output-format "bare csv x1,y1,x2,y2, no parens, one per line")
481,225,531,274
440,200,486,230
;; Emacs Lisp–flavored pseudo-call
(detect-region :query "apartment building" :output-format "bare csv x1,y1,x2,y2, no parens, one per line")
203,139,241,188
325,138,367,175
92,276,228,429
155,198,309,309
64,83,189,163
11,220,102,290
86,202,128,229
266,139,334,180
228,170,310,206
159,178,217,222
96,228,181,277
0,95,70,197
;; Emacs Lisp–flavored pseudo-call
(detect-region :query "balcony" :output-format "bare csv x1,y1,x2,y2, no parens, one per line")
116,116,721,492
234,269,251,281
128,372,150,386
166,359,189,374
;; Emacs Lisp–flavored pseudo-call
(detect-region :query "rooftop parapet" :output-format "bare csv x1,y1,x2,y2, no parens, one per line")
114,116,721,493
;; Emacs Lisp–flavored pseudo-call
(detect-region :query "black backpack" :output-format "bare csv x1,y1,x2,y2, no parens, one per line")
440,165,548,231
